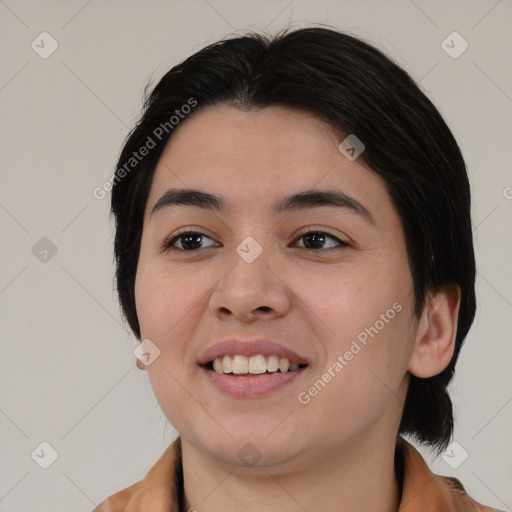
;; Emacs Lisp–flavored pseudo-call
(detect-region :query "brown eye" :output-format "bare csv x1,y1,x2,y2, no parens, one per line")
161,229,349,253
293,230,349,250
163,231,218,251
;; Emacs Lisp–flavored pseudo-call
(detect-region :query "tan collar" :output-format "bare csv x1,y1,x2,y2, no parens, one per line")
96,437,502,511
395,437,500,511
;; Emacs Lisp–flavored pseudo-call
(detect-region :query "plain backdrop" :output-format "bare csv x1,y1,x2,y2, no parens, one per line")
0,1,511,511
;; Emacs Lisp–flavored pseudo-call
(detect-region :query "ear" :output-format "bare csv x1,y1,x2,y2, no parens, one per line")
136,357,147,371
408,284,461,378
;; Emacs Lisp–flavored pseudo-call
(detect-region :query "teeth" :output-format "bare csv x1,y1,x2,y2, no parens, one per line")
222,355,232,374
213,357,223,373
232,355,249,374
210,354,304,374
267,354,279,372
248,354,266,374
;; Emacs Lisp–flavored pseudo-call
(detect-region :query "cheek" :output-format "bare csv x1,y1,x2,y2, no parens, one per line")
135,265,205,433
296,302,413,440
293,257,413,399
295,257,409,341
135,263,201,341
135,263,205,398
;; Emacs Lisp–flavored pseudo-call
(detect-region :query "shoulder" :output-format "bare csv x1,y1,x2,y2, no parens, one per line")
440,475,505,512
92,438,182,512
92,479,144,512
398,437,504,512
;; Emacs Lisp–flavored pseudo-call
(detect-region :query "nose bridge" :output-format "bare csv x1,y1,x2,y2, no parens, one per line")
208,232,290,319
223,233,276,294
226,214,276,271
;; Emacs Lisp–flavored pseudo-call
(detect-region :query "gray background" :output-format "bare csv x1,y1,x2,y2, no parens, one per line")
0,0,511,511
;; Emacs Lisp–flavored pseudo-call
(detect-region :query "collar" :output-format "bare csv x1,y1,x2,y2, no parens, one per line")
96,436,502,511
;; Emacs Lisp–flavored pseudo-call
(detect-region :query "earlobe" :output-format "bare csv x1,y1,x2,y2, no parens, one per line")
408,284,461,379
136,358,147,371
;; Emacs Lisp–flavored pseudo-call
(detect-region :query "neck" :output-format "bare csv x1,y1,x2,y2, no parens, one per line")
181,434,401,512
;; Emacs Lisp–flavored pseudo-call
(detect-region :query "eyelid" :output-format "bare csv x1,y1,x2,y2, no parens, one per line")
291,228,351,251
294,226,350,244
160,226,218,251
161,226,351,252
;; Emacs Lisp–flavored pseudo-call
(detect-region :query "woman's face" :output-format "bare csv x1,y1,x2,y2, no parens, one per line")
135,104,419,469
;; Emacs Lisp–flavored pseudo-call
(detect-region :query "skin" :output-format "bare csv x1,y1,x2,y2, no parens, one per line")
134,104,461,512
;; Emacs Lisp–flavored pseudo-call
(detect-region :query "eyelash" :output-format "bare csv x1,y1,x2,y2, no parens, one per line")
161,228,350,253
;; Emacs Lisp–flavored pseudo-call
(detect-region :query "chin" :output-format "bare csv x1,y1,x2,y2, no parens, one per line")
188,425,306,471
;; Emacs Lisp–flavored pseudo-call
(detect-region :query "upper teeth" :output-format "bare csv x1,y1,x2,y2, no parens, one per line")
211,354,301,374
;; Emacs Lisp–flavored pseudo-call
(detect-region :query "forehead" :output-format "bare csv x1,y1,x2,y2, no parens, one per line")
145,104,393,224
158,104,341,171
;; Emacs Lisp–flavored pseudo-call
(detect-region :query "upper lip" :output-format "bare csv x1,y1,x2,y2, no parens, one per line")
198,339,309,366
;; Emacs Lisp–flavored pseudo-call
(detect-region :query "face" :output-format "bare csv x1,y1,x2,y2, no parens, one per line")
134,104,419,470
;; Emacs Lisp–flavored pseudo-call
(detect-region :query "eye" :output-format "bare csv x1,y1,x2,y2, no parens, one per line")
162,228,349,253
162,230,218,252
292,229,349,251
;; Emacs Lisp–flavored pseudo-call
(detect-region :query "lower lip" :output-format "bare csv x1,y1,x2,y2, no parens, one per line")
200,366,306,398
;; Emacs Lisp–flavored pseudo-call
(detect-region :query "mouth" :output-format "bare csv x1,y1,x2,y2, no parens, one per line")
198,339,310,397
202,354,308,376
200,354,309,398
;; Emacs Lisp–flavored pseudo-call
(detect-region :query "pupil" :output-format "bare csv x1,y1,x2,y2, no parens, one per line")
304,232,325,249
182,233,202,250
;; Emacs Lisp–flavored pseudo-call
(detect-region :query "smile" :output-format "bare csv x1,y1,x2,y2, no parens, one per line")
206,354,308,375
198,339,310,397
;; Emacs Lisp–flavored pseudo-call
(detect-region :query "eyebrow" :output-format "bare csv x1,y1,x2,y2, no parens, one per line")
150,187,375,224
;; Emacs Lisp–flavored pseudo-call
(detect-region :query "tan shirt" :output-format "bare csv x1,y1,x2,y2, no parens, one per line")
94,437,503,511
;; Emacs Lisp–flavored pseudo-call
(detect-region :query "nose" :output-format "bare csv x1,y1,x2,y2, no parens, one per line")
208,244,292,322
